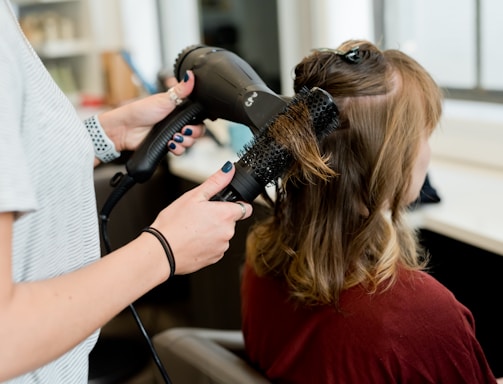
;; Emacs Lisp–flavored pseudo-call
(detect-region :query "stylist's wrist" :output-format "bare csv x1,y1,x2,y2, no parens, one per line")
96,111,128,152
136,231,172,282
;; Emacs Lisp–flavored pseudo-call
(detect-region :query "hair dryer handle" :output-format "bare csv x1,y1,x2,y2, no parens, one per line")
126,101,205,183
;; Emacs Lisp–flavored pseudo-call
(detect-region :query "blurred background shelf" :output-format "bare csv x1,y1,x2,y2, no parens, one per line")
32,38,91,58
12,0,101,104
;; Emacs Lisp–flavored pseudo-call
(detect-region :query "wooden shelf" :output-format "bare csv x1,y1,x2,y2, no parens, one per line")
33,39,91,58
13,0,103,98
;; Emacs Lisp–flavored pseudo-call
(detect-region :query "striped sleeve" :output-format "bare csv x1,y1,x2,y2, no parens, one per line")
0,3,37,216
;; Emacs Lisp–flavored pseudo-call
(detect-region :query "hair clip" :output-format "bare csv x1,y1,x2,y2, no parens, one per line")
340,47,362,64
313,46,362,64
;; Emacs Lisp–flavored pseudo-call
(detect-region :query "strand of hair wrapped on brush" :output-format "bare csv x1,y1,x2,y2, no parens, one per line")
211,86,343,204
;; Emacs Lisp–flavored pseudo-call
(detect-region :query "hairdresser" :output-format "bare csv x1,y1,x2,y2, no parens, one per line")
0,0,252,382
241,39,502,383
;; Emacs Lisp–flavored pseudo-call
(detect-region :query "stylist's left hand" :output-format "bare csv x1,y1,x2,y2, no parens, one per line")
97,70,204,155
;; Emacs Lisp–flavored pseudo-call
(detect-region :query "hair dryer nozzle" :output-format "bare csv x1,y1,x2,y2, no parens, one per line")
174,45,287,134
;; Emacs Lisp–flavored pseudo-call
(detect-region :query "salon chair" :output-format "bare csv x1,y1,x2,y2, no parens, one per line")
152,327,271,384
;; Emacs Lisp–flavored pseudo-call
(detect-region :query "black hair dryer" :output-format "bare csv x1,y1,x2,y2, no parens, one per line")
125,45,288,184
173,45,288,135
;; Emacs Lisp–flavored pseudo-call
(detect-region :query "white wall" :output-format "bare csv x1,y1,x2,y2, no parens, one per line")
432,100,503,170
276,0,374,95
87,0,200,93
86,0,503,171
276,0,503,171
157,0,201,73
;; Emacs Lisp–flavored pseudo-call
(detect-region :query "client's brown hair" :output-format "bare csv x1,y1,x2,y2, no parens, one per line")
246,40,443,306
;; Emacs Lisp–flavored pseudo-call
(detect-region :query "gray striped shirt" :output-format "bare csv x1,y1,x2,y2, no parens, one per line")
1,1,101,382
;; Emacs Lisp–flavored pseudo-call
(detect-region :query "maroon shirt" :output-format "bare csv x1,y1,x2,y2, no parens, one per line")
241,264,497,384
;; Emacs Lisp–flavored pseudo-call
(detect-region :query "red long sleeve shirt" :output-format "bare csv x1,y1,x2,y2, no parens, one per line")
241,264,497,384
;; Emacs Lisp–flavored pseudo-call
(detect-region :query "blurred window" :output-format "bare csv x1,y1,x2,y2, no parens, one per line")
381,0,503,103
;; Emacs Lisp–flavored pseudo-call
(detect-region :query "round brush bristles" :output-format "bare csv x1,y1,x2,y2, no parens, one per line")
238,87,340,189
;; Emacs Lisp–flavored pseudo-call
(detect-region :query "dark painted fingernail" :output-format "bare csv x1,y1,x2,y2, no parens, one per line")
174,134,184,143
221,161,233,173
169,142,176,150
184,128,193,136
183,71,189,82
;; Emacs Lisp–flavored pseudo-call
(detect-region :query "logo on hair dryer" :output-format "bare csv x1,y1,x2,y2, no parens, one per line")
245,92,258,107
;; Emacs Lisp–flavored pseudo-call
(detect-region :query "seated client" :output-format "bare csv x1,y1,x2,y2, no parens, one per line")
240,39,499,384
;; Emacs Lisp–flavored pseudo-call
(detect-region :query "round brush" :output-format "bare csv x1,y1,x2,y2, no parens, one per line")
212,87,340,203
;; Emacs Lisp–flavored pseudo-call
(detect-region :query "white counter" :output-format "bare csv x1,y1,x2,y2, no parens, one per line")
168,137,503,257
168,137,239,185
410,159,503,256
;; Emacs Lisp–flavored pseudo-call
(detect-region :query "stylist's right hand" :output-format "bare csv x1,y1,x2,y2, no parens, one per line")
150,161,253,275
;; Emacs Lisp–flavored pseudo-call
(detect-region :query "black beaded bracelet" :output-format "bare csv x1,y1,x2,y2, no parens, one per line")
142,227,176,278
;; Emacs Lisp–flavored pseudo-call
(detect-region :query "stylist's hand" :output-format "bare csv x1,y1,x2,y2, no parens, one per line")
150,161,253,275
97,70,204,155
